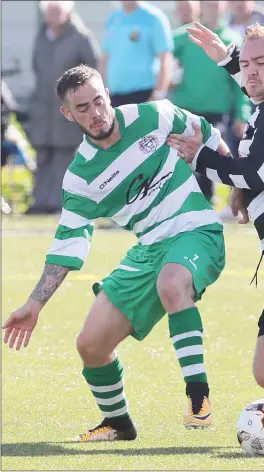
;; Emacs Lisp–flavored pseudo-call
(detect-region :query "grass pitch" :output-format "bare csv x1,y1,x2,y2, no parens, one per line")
2,216,264,471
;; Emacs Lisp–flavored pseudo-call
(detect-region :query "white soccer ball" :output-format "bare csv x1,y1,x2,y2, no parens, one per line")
237,399,264,456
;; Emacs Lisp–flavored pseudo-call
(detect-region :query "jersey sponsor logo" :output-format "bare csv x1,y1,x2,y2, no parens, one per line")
99,171,120,190
126,162,172,205
139,135,159,154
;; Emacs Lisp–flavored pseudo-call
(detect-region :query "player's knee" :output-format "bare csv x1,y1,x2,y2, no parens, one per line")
157,279,186,307
76,332,103,362
253,366,264,388
253,358,264,387
157,265,193,311
252,336,264,387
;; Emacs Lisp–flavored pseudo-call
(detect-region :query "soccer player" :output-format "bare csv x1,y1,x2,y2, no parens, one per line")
3,65,226,441
167,22,264,389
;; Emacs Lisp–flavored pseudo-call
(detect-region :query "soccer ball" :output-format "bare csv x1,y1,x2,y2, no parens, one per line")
237,399,264,456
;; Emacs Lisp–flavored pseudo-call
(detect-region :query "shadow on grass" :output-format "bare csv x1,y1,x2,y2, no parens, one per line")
215,451,251,459
2,443,241,458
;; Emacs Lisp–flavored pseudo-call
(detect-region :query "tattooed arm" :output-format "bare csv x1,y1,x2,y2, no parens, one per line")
30,264,70,306
2,264,70,350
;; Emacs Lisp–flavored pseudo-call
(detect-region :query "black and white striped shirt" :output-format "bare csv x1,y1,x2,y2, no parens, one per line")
192,45,264,253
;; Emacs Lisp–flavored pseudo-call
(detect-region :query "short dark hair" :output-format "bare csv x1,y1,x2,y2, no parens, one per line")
56,64,101,102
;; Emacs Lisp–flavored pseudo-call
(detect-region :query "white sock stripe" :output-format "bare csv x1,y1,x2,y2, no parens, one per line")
94,392,125,406
182,363,205,377
102,405,129,418
171,330,202,344
88,379,123,393
176,345,203,359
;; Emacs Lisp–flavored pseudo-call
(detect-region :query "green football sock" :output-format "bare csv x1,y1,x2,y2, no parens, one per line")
82,357,129,419
169,307,207,383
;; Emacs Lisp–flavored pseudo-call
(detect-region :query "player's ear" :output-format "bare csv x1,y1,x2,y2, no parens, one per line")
60,105,74,122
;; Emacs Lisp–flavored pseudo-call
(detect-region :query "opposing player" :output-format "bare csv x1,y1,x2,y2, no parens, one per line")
3,65,226,441
167,22,264,389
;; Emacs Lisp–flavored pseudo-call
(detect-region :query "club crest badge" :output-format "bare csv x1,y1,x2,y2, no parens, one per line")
139,135,159,154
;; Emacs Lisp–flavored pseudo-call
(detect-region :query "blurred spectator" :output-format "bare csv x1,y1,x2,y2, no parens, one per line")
27,0,100,215
1,80,31,169
100,0,173,107
175,0,200,26
229,1,264,36
170,0,251,202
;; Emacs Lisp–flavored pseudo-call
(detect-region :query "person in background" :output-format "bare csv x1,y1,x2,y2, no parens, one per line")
171,0,251,204
26,0,100,215
100,0,173,107
229,0,264,36
176,0,200,26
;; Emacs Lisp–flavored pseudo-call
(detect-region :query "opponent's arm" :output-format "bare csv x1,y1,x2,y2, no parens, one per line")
167,115,264,191
185,22,249,97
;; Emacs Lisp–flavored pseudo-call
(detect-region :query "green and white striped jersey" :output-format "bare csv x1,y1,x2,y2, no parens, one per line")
46,99,222,270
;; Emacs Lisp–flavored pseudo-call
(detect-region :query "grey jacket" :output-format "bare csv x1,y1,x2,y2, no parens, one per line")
28,13,100,148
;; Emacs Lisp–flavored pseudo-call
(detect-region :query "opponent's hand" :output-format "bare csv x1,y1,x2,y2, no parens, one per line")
229,188,249,225
167,123,203,163
186,22,229,64
2,300,41,350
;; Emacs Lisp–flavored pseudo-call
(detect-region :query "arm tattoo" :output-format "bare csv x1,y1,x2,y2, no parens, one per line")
30,264,69,305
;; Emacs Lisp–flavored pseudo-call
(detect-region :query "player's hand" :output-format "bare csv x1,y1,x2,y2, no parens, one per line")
2,299,41,350
232,120,246,139
186,22,229,63
167,123,203,163
229,188,249,225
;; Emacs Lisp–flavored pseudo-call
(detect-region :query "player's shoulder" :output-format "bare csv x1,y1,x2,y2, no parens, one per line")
138,99,175,116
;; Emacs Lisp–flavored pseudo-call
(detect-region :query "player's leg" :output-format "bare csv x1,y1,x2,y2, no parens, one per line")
76,245,165,441
75,290,136,442
156,230,225,428
252,309,264,388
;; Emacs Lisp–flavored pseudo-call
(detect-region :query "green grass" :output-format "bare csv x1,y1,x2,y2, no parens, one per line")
2,216,264,471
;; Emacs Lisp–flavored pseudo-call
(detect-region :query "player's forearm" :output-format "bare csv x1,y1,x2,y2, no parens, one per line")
28,264,70,308
154,52,173,96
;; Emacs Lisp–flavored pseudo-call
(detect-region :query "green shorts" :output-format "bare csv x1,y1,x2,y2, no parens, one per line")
93,229,225,341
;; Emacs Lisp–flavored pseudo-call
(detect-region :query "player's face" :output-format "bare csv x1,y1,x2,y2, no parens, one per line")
61,79,115,140
240,38,264,103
